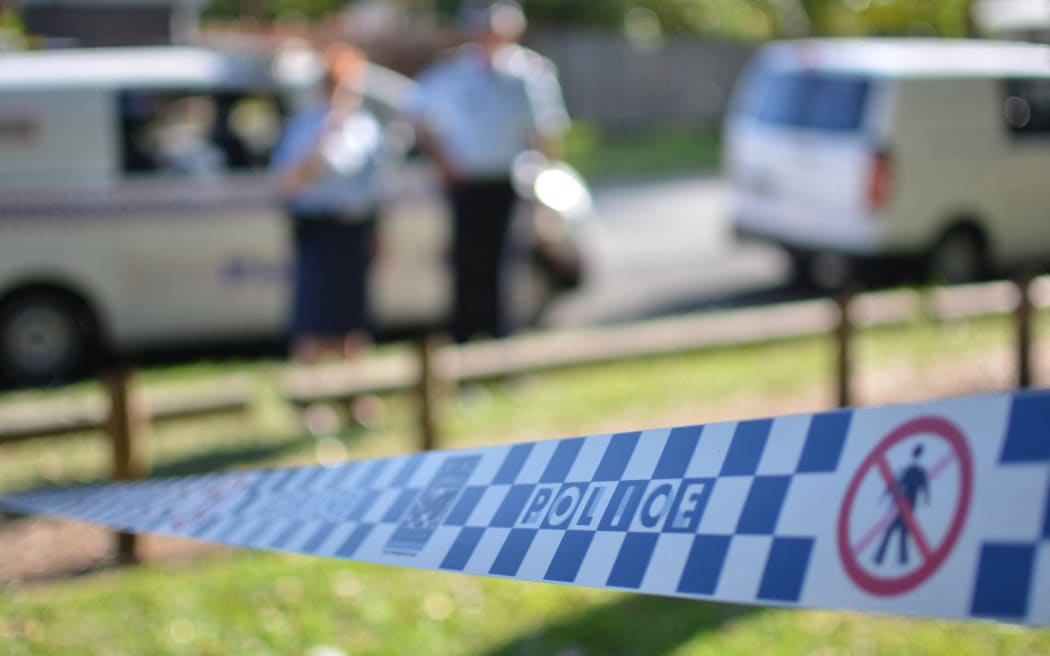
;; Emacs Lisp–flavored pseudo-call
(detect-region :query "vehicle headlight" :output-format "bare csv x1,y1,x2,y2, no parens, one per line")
534,167,592,219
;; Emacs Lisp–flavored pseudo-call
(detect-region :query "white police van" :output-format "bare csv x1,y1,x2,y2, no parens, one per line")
725,38,1050,287
0,47,592,386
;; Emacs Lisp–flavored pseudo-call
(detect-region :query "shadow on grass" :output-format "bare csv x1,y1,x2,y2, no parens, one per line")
149,434,316,478
648,282,821,320
2,557,144,585
0,510,27,526
153,415,370,477
479,594,756,656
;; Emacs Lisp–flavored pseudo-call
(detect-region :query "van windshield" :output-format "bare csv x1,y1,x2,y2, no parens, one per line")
742,70,871,132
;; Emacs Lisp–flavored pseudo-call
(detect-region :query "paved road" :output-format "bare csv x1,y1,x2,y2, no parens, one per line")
544,174,795,328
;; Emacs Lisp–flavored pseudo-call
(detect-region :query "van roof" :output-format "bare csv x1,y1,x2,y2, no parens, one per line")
0,47,277,91
758,38,1050,79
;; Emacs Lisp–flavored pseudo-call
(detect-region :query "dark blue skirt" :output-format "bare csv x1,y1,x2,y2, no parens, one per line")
290,215,375,338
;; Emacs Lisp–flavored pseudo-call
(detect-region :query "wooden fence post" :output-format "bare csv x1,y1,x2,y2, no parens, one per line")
415,336,441,452
835,289,855,409
1015,270,1036,389
103,367,147,563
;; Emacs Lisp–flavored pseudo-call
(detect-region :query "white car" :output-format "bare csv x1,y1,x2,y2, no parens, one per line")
725,38,1050,287
0,47,593,386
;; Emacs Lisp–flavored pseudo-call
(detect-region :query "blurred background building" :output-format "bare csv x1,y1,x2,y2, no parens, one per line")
6,0,1048,131
17,0,206,47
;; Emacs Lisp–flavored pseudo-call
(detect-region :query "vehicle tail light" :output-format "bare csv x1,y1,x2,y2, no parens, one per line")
867,149,893,211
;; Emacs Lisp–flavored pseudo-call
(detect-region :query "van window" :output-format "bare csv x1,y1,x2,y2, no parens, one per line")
741,71,871,132
119,90,285,177
1002,79,1050,137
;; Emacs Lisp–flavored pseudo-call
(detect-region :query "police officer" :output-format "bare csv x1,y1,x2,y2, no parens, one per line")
271,45,384,363
406,1,570,343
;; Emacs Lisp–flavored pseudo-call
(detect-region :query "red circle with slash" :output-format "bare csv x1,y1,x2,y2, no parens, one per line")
837,416,973,596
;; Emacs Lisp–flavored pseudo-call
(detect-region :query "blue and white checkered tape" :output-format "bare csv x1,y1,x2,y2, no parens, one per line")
3,389,1049,625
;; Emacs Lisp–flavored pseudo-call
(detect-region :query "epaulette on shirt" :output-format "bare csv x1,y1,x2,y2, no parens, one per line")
496,44,558,81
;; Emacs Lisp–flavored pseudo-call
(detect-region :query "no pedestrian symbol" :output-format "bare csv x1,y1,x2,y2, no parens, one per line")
837,417,974,596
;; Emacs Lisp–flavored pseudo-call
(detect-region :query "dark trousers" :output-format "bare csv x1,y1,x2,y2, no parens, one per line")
448,178,517,343
289,213,375,339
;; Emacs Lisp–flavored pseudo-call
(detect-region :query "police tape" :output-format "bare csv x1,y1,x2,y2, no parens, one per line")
2,389,1049,625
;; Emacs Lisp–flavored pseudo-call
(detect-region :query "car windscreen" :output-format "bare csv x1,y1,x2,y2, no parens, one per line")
740,70,871,132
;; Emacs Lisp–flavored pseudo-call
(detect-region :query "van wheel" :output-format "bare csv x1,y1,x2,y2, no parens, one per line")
509,260,557,329
788,251,816,289
788,250,852,290
0,290,97,387
929,227,988,285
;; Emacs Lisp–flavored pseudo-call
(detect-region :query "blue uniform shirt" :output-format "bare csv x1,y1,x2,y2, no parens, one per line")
271,105,384,219
406,44,570,179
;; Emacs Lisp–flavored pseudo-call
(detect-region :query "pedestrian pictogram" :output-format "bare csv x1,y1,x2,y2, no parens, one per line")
837,417,973,596
873,443,930,566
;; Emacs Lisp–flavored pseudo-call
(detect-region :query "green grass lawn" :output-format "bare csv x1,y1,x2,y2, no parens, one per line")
3,551,1048,656
1,310,1048,654
563,122,722,180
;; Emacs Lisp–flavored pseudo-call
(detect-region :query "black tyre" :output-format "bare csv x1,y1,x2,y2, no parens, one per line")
788,250,853,290
0,290,97,387
508,259,557,329
787,250,816,289
929,226,988,285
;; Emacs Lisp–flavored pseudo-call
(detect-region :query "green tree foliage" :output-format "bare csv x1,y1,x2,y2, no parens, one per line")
202,0,974,40
803,0,973,37
526,0,974,40
202,0,344,22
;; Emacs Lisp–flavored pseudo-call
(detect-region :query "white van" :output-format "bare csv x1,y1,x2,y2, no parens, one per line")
725,38,1050,287
0,47,592,386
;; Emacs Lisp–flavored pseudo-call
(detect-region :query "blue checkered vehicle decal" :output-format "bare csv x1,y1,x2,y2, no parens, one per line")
3,390,1049,625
